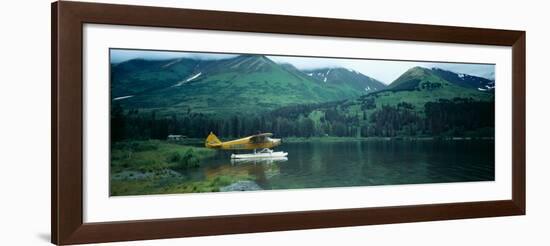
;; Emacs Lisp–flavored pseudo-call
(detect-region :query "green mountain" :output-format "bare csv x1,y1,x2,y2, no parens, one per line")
110,58,201,98
385,66,494,93
303,68,386,93
385,66,445,91
111,55,378,116
368,66,493,108
287,66,495,136
257,67,496,138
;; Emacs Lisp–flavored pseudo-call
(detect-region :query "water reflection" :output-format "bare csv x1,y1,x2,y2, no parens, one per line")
230,157,288,165
197,140,494,191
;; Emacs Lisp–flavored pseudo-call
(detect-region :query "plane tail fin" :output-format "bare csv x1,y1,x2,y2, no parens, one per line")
205,132,222,148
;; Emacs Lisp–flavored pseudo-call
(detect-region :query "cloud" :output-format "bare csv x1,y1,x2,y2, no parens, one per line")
110,49,237,63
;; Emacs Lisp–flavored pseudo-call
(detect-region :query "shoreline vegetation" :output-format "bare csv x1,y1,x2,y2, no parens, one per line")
110,140,256,196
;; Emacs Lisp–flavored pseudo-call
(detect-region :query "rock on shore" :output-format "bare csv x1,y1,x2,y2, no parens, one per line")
220,180,262,192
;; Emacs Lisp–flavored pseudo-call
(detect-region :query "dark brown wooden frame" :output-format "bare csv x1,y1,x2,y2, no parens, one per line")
52,1,525,245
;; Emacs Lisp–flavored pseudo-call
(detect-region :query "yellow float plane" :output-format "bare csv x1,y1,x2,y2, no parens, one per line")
205,132,288,159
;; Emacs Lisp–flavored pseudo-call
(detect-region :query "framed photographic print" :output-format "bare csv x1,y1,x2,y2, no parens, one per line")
52,1,525,245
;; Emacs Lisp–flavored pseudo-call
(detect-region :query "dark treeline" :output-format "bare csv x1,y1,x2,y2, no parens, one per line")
111,97,494,141
367,99,494,137
425,98,494,135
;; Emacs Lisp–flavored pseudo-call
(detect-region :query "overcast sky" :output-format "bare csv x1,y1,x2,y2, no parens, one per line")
111,49,495,84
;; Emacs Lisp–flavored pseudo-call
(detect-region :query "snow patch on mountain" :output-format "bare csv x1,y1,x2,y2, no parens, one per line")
478,83,495,91
161,58,182,68
173,72,202,86
114,95,134,101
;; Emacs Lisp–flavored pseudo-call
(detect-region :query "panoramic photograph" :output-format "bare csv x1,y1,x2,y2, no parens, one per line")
109,48,495,196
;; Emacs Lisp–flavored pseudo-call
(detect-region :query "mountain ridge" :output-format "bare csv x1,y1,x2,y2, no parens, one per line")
111,56,494,117
303,67,386,93
111,55,379,115
384,66,494,93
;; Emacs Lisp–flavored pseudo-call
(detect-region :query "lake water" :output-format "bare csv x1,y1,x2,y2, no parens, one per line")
189,140,494,191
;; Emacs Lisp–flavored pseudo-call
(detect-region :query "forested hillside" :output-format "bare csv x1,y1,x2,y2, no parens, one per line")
111,63,495,140
111,55,381,115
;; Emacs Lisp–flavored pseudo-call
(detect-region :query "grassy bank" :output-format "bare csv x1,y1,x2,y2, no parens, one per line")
111,140,255,196
111,140,216,173
110,173,255,196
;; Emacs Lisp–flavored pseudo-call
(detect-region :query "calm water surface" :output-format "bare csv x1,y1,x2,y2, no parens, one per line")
188,140,494,190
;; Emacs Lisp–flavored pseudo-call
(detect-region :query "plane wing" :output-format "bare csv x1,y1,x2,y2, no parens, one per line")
249,133,273,143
